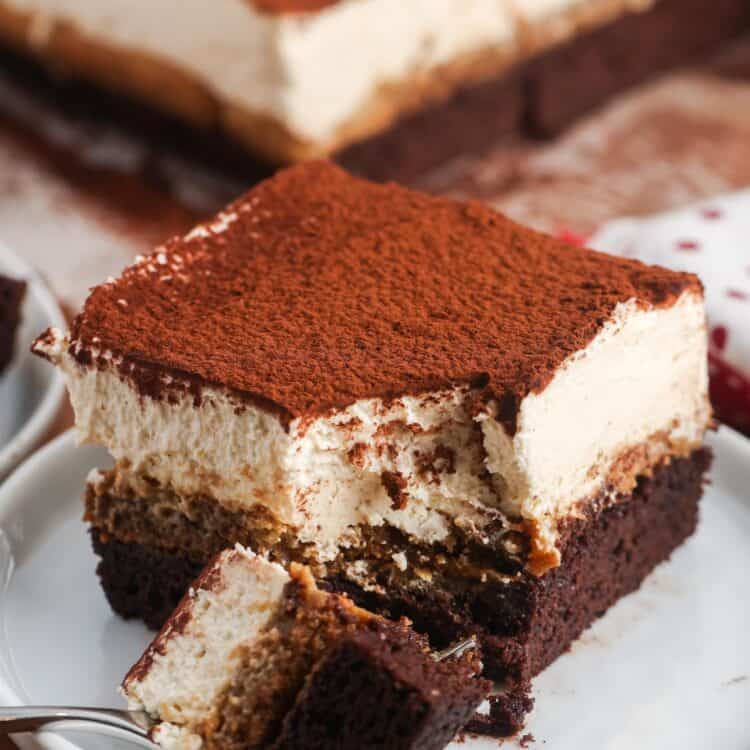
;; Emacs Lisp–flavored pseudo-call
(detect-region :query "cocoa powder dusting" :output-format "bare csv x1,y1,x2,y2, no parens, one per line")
70,162,700,433
381,472,409,511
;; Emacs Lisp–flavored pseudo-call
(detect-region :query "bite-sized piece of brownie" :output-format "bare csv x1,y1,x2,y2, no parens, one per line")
123,546,490,750
0,274,25,374
275,623,487,750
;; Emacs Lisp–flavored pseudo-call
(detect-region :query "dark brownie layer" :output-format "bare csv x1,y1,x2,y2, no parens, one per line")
91,449,709,736
525,0,750,138
64,161,700,434
338,71,524,184
90,449,709,687
91,531,205,630
0,274,26,374
522,448,710,679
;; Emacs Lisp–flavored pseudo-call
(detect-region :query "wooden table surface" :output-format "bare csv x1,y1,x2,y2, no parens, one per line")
0,34,749,750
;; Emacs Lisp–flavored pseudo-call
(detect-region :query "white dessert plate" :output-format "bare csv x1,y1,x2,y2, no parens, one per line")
0,243,66,482
0,428,748,750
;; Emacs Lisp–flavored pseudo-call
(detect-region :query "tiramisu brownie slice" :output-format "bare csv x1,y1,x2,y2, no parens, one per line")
123,545,489,750
35,162,711,729
0,0,747,176
0,274,25,375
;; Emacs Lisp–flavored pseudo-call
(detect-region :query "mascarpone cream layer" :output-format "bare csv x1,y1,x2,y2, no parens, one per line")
38,289,710,566
42,329,502,561
480,291,711,557
3,0,653,148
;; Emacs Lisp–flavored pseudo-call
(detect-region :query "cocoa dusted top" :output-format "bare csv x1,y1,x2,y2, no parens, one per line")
70,162,701,428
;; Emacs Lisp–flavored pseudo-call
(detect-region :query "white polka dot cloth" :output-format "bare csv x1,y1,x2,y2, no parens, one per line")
591,190,750,436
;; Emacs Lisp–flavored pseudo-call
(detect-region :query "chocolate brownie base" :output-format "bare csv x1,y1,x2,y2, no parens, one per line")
522,447,710,679
338,71,524,183
0,274,26,374
1,0,748,185
91,530,204,630
89,449,710,680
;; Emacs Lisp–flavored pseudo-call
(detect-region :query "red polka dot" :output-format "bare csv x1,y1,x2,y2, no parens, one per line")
556,227,588,247
676,239,701,251
727,289,748,301
711,325,729,352
701,208,722,220
708,353,750,437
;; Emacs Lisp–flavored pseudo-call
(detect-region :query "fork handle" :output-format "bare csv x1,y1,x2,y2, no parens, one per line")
0,706,151,738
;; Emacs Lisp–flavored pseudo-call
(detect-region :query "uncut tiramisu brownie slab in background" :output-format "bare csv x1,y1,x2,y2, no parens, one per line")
0,0,747,180
33,161,713,732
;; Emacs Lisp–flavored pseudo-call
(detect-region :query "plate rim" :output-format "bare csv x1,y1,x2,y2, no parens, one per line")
0,241,67,481
0,426,748,750
0,429,106,750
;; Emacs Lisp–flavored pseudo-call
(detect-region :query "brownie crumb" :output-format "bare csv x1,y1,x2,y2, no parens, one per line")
274,621,491,750
520,733,535,747
465,688,534,738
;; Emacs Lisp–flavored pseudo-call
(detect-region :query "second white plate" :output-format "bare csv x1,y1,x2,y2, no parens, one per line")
0,242,66,481
0,428,748,749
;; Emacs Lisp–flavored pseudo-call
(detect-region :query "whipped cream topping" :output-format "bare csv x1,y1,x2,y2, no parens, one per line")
37,288,711,568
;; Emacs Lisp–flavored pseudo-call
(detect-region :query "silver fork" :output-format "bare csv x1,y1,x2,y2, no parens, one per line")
0,707,156,745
